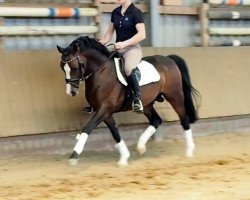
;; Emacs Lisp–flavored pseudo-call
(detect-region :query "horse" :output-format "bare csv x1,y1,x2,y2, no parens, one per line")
57,36,200,166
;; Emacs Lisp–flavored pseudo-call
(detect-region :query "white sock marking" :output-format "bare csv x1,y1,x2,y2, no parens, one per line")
184,129,195,157
137,125,156,155
115,140,130,166
73,133,88,155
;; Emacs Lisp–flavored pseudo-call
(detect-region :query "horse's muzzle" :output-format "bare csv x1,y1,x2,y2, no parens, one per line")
66,83,79,97
71,91,77,96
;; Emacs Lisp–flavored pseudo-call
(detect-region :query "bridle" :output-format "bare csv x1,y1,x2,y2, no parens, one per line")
60,48,118,88
61,55,87,88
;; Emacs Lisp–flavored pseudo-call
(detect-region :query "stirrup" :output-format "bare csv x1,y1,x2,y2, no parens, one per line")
83,106,93,114
132,98,143,113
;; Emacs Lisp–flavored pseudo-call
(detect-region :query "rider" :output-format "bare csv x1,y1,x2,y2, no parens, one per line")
99,0,146,113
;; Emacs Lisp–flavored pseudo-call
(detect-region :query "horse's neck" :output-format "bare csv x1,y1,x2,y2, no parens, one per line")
85,55,118,101
85,52,116,82
84,51,108,73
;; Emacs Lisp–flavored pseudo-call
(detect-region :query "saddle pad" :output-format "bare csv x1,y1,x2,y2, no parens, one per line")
114,58,160,86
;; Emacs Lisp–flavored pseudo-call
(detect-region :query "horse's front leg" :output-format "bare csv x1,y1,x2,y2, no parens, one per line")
104,116,130,166
68,110,109,165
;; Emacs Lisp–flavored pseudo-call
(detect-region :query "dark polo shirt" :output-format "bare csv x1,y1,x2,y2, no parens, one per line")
111,3,144,42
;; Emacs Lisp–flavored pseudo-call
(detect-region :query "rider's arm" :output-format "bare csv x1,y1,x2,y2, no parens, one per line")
125,23,146,46
99,23,115,45
115,23,146,50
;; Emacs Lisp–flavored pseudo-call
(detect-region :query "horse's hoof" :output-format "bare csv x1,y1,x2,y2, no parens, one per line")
186,149,194,158
137,143,146,156
68,158,79,166
117,159,129,167
69,151,79,159
68,151,79,165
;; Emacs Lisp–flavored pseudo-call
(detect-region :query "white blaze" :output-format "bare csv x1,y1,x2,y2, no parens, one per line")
64,63,71,96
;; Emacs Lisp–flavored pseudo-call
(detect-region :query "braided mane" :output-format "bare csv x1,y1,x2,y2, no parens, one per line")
70,36,112,57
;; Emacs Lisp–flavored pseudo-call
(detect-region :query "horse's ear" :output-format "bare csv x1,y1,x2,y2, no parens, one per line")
73,43,80,54
57,45,64,54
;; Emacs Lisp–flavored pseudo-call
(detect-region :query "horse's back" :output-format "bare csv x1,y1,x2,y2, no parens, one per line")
143,55,177,71
138,54,182,101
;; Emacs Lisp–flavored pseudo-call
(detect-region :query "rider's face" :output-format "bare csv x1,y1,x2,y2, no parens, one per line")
117,0,129,5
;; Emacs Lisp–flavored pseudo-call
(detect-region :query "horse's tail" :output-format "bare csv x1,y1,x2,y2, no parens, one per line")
167,54,201,123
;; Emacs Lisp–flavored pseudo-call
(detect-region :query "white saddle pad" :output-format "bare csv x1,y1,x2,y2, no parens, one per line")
114,58,160,86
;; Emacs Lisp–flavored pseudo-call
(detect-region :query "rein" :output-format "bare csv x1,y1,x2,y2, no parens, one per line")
87,50,117,78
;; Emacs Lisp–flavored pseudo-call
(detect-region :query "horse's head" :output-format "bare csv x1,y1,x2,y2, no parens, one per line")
57,36,113,96
57,43,85,97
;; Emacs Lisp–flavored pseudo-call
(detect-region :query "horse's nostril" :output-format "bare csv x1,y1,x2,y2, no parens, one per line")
71,91,76,96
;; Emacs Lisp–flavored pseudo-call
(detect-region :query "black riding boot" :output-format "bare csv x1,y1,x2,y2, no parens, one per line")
128,70,143,113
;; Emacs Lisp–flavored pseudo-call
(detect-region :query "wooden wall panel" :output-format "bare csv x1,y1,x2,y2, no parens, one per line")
0,50,88,137
0,47,250,137
143,47,250,120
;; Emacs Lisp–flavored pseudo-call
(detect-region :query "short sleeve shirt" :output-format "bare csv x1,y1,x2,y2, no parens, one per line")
111,3,144,42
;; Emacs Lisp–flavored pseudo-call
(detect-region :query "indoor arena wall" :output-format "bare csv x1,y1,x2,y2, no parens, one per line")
0,47,249,137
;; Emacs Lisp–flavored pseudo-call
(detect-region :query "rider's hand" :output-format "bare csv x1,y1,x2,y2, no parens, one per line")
99,39,105,45
115,41,127,50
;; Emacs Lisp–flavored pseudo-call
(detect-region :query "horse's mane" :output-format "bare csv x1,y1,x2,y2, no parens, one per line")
69,36,112,57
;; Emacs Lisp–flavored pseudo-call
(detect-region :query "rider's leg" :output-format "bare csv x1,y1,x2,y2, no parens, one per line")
128,69,143,112
121,44,143,113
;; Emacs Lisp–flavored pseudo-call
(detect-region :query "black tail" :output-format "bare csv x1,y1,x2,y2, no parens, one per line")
167,54,201,123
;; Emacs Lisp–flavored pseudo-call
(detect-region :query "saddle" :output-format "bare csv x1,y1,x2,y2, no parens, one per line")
114,57,160,86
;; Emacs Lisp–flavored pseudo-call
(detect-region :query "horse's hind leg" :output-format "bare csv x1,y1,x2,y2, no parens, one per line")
137,104,162,155
104,115,130,166
165,93,195,157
